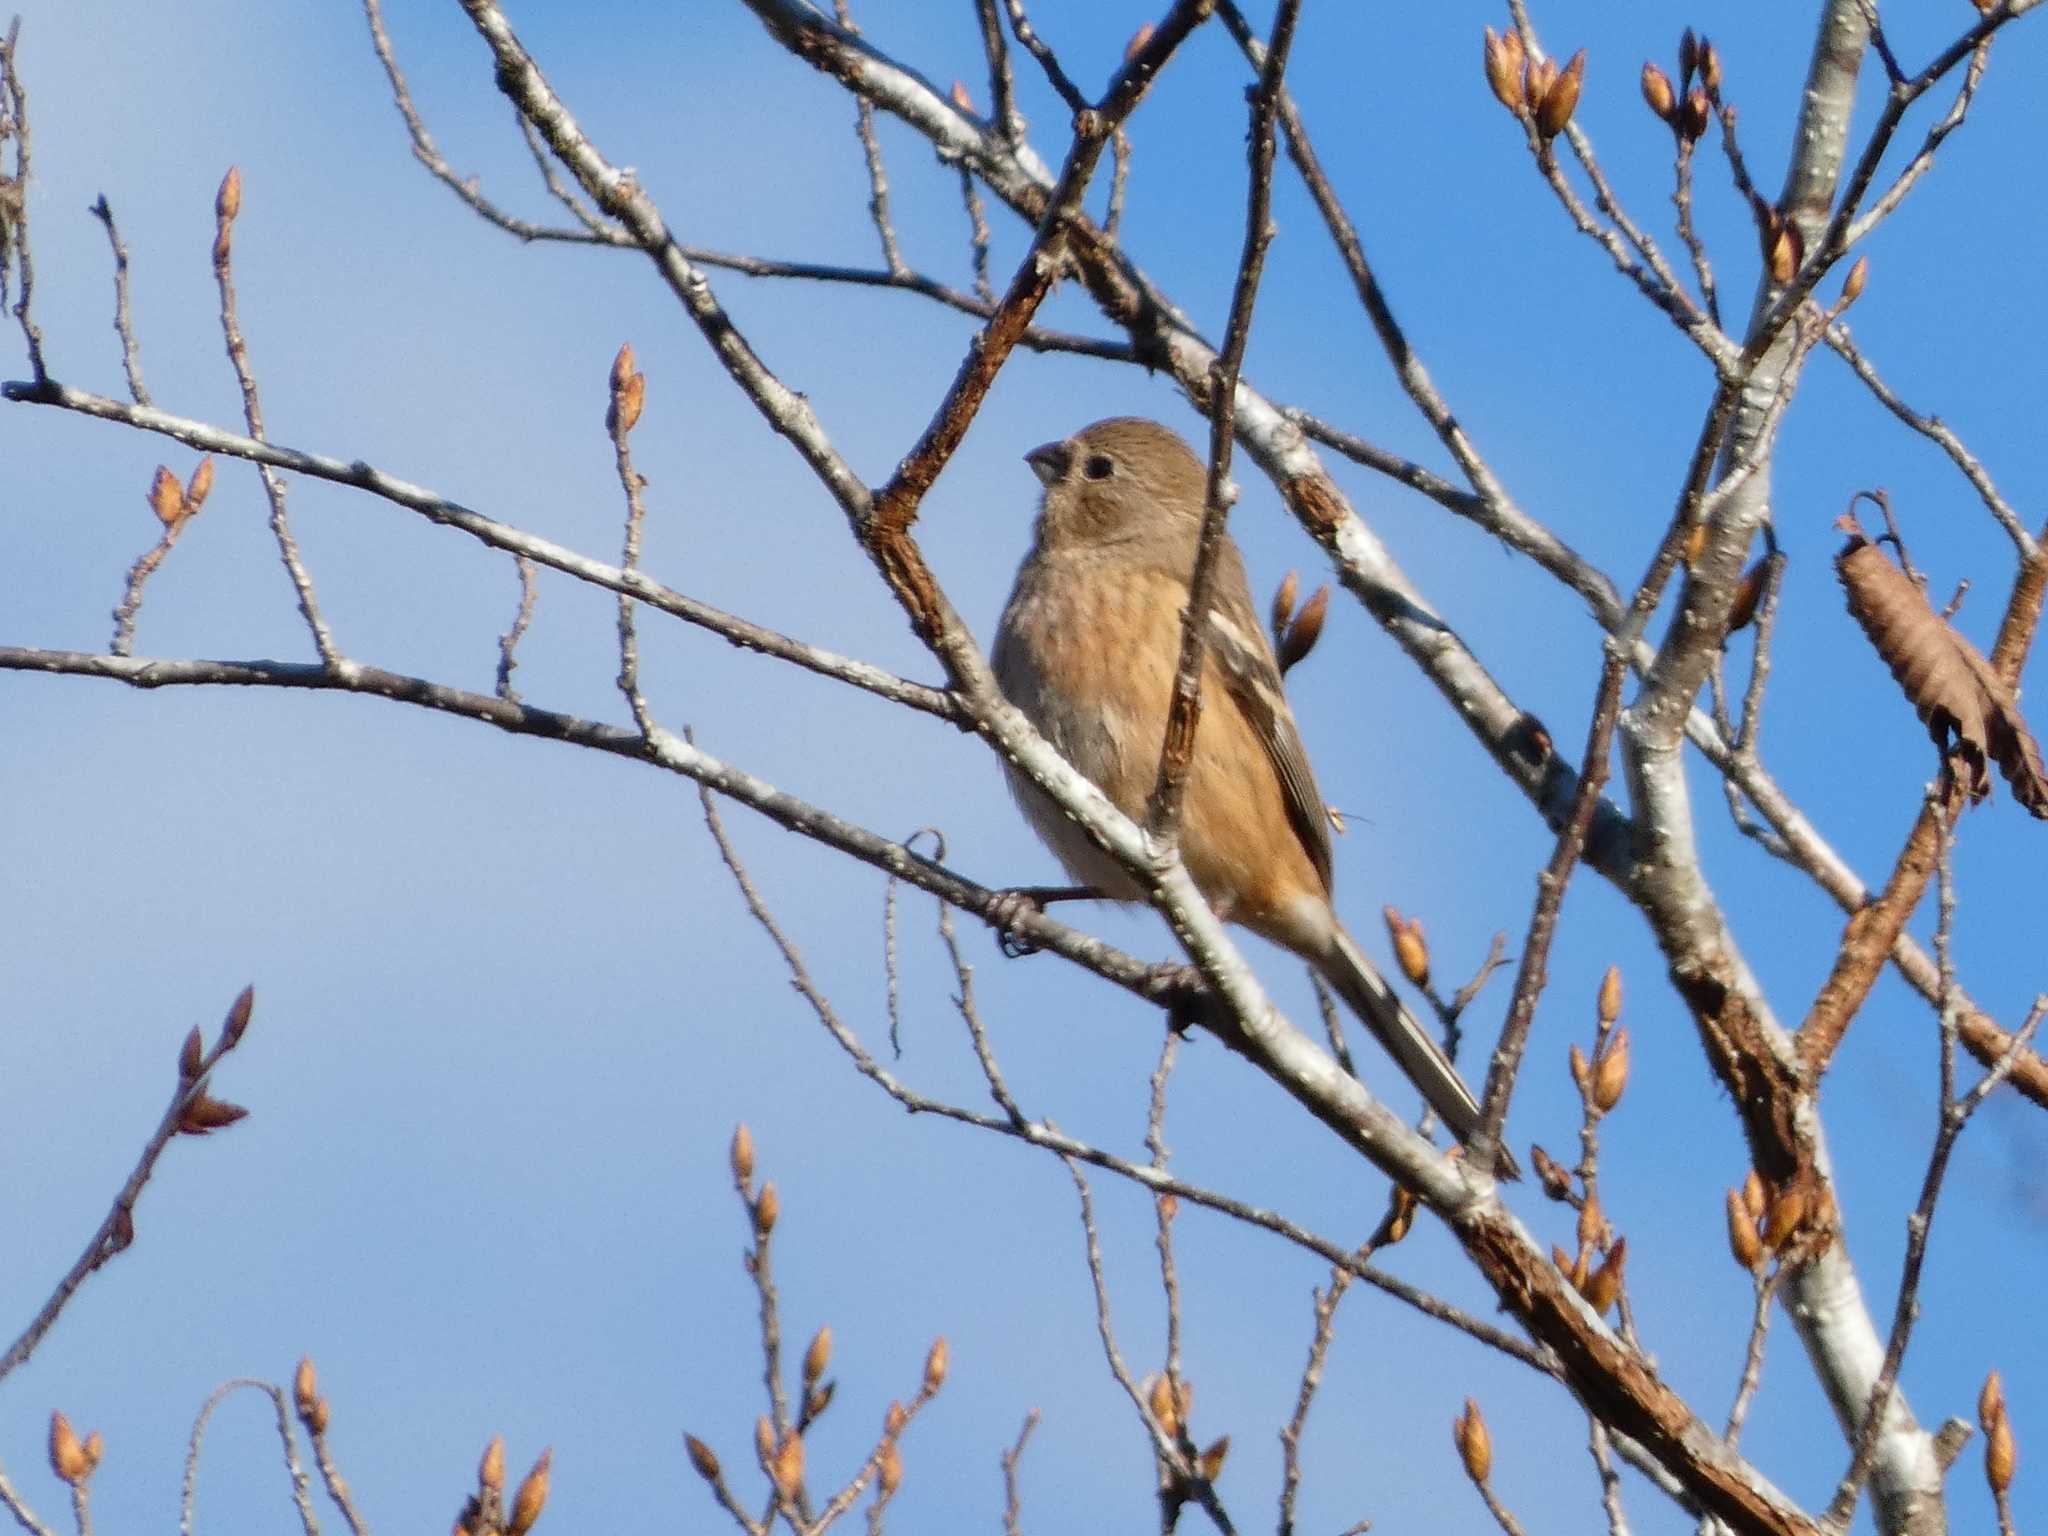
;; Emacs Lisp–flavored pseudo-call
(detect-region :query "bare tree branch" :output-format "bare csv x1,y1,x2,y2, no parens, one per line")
0,988,254,1386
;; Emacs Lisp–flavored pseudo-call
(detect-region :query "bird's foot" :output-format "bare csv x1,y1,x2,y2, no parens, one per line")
1143,961,1211,1035
988,884,1101,959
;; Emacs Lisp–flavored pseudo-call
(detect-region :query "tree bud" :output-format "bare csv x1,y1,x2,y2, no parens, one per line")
49,1412,90,1485
1482,29,1524,114
480,1435,506,1492
803,1325,832,1388
730,1123,754,1186
1641,61,1675,122
1592,1027,1630,1112
507,1448,551,1536
1725,1188,1762,1270
684,1434,720,1483
1536,50,1585,139
1453,1399,1492,1483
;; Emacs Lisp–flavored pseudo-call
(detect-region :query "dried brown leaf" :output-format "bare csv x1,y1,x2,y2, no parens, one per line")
177,1094,250,1134
1837,513,2048,817
1270,570,1299,649
1277,585,1329,675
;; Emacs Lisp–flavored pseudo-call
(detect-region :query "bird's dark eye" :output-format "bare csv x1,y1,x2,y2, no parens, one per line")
1083,453,1115,481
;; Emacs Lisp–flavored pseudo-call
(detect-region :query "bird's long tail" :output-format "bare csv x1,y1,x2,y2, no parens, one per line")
1319,924,1517,1177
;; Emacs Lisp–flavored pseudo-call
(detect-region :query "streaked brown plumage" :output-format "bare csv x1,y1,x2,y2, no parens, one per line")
993,417,1492,1154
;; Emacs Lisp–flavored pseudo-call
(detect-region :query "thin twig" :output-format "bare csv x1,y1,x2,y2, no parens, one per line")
5,380,960,721
970,0,1024,144
0,989,253,1385
936,868,1029,1127
514,110,619,239
1145,1032,1184,1385
1060,1158,1220,1534
956,165,995,305
676,246,1136,361
866,4,1214,547
1276,1266,1351,1536
687,751,1546,1368
999,1411,1038,1536
834,0,906,275
1745,3,2039,361
111,522,183,658
1588,1419,1633,1536
86,195,148,404
181,1380,321,1536
1825,323,2032,556
1,20,47,381
1671,143,1720,330
1146,0,1298,842
212,169,339,665
0,1467,57,1536
607,346,654,735
1844,40,1991,246
305,1422,372,1536
1472,648,1627,1172
1724,1270,1784,1446
997,0,1088,116
495,555,538,702
1106,128,1130,240
1215,5,1631,632
1310,973,1358,1081
1714,98,1762,210
361,0,618,247
1822,802,2046,1529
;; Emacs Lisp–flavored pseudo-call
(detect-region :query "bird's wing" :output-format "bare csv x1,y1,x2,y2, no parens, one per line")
1204,546,1335,895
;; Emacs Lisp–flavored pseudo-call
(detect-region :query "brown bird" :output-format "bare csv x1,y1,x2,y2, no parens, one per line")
993,417,1493,1156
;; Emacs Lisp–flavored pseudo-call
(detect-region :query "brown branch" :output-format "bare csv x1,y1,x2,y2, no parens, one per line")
866,0,1211,557
1147,0,1298,842
1799,531,2048,1077
1821,820,2046,1529
0,987,254,1385
1471,647,1627,1173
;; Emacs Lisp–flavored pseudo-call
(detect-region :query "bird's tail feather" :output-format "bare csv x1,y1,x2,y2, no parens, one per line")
1320,925,1517,1178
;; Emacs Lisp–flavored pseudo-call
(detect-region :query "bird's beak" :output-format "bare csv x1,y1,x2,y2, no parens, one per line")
1024,440,1070,487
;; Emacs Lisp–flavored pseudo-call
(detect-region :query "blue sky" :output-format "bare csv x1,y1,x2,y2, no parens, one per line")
2,2,2044,1532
